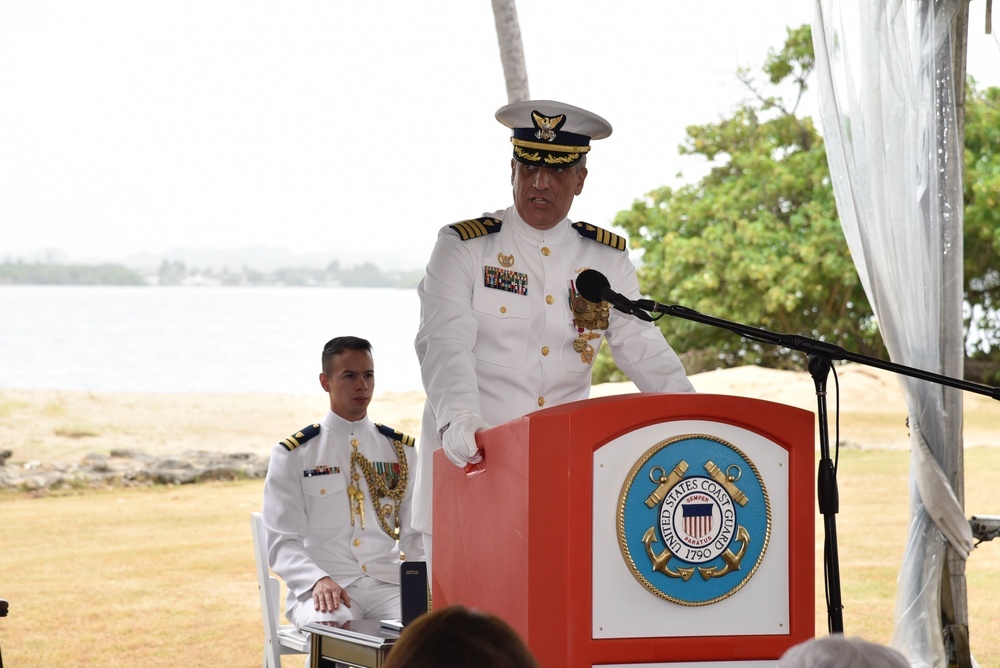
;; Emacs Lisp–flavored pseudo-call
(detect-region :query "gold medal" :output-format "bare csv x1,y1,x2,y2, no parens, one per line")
569,278,611,364
349,431,410,538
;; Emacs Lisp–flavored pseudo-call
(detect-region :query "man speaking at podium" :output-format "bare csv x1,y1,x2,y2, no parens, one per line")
413,99,695,562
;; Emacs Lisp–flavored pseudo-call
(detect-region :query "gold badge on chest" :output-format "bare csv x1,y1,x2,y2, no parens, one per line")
498,252,514,268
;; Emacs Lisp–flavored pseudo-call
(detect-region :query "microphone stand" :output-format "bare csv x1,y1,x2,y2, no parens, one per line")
635,299,1000,634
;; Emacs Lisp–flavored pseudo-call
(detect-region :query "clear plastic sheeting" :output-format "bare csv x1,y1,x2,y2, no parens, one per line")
811,0,974,666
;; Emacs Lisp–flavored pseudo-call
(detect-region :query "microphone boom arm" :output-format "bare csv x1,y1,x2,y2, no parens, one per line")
634,295,999,635
634,299,1000,401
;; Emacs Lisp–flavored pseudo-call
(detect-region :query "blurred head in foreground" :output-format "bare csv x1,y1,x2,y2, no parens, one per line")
778,634,909,667
382,605,539,668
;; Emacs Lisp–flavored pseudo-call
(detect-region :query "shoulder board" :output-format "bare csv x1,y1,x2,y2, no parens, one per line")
572,221,627,251
376,423,416,447
448,216,503,241
280,423,321,451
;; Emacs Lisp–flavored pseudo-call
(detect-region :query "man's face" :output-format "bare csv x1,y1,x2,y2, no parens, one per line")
511,160,588,230
319,348,374,422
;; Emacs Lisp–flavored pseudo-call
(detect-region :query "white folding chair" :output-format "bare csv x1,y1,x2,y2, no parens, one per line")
251,512,310,668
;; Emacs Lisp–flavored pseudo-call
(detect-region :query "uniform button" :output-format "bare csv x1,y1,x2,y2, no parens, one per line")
538,397,545,407
500,306,507,313
362,565,368,573
541,346,549,356
319,489,326,495
541,247,550,256
353,539,361,547
545,294,554,304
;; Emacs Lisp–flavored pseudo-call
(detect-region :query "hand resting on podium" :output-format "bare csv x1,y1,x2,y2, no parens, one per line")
442,411,487,467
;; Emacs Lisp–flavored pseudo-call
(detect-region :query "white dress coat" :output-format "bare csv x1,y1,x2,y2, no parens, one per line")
262,411,424,620
413,206,695,534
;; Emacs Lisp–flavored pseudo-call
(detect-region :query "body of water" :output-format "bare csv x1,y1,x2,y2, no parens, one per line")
0,285,424,395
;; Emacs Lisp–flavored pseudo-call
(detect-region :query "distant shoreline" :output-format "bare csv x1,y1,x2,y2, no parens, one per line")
0,261,422,288
8,363,994,475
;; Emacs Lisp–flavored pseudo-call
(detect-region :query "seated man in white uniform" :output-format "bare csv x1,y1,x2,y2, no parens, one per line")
263,335,424,629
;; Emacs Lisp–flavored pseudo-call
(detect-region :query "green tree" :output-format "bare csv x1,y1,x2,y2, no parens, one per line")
609,25,880,377
962,79,1000,382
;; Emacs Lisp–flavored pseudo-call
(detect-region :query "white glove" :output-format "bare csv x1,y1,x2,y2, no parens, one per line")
441,412,487,467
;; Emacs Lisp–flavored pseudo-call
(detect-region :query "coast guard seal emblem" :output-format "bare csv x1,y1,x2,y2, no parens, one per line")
617,434,771,606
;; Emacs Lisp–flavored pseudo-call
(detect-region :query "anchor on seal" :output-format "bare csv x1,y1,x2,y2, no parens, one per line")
640,459,751,582
697,525,750,580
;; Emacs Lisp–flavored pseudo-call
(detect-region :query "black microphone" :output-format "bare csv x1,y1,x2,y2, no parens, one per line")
575,269,653,322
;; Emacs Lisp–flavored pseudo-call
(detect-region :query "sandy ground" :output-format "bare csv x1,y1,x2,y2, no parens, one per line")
2,362,998,466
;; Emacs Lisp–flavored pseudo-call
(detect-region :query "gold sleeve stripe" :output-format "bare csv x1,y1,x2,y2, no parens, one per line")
448,217,501,241
572,222,627,251
281,423,320,451
377,423,416,447
451,219,488,240
598,228,626,250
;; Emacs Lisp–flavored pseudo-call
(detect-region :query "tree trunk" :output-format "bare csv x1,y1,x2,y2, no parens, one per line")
943,3,971,665
491,0,529,103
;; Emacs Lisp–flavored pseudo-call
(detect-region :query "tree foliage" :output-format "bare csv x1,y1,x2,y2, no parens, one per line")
962,80,1000,379
593,26,1000,384
0,261,144,285
609,25,881,375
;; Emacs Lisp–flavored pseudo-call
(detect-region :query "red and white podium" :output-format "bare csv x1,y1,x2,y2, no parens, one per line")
433,393,814,667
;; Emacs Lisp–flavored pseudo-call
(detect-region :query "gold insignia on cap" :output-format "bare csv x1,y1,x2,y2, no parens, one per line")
532,111,565,141
513,146,541,163
545,153,581,165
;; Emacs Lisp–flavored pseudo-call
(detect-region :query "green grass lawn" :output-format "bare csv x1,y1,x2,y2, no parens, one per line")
1,447,999,666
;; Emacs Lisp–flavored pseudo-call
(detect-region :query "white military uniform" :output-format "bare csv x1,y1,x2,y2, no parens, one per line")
262,411,424,628
412,206,695,534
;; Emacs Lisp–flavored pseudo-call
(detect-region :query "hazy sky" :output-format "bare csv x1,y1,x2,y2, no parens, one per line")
2,1,998,270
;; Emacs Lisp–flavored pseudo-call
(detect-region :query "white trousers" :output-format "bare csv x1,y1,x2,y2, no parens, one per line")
289,574,400,630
